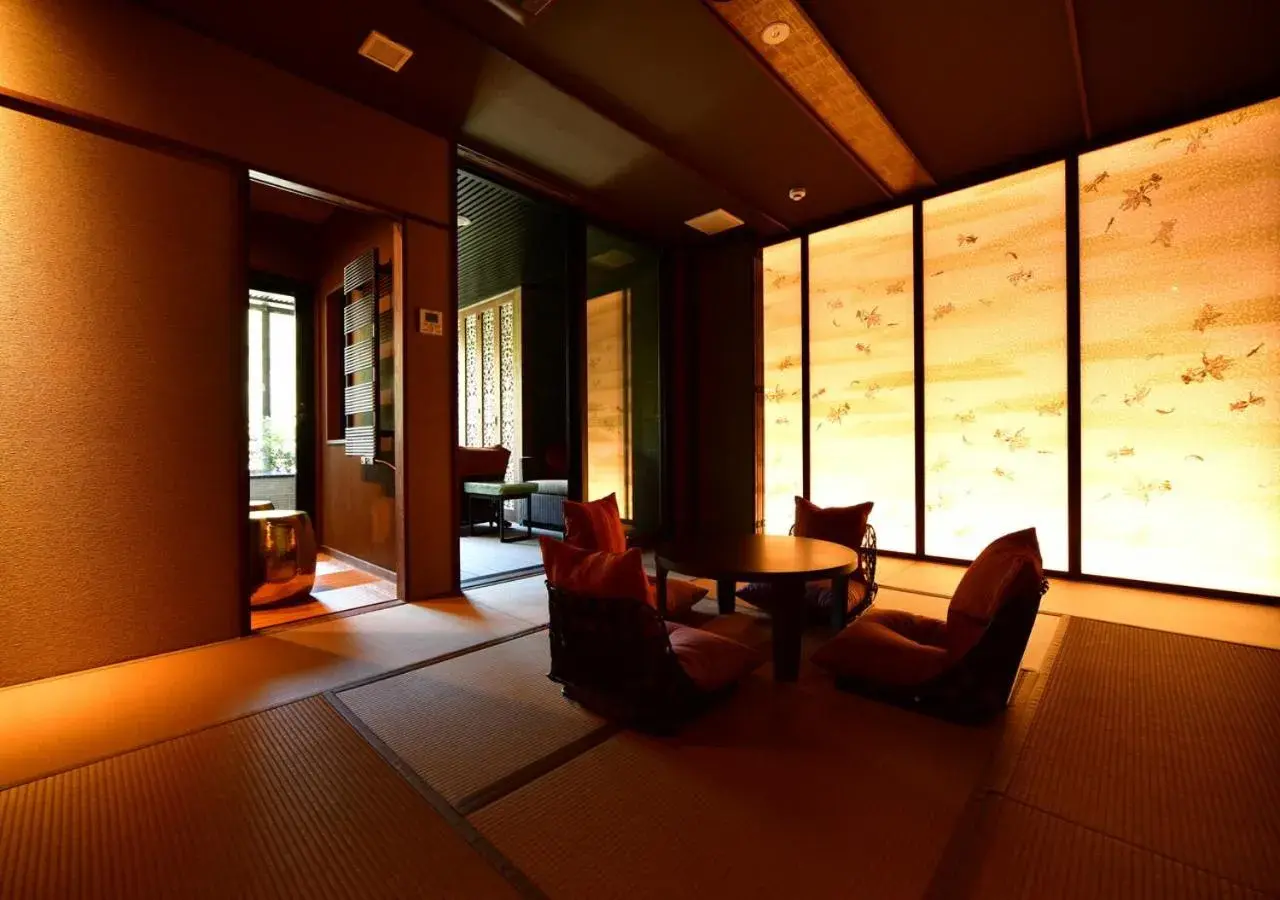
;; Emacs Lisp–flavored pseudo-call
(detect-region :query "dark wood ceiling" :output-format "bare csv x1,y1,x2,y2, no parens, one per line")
140,0,1280,242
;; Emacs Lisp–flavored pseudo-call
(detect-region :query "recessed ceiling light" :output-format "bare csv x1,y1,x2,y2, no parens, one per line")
589,249,635,269
761,21,791,46
457,215,472,228
684,208,745,235
788,187,807,201
358,31,413,72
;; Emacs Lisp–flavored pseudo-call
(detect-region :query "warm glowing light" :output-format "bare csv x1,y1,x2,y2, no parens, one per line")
808,207,916,551
762,240,804,534
1080,97,1280,596
586,290,633,517
923,163,1070,568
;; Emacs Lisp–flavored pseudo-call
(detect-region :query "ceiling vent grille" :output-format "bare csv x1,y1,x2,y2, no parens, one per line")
684,208,745,235
358,31,413,72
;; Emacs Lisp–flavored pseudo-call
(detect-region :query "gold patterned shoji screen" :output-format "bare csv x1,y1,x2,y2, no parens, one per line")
808,206,916,551
1080,97,1280,596
457,289,521,481
923,162,1070,569
761,239,804,535
586,290,633,517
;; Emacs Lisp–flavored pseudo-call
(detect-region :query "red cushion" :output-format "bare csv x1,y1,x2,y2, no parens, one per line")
947,528,1043,657
664,622,763,691
650,577,709,617
811,608,951,687
563,494,627,553
794,496,873,553
539,537,649,603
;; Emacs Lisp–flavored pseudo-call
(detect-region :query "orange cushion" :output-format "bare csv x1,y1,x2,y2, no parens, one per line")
563,493,627,553
811,608,951,687
794,496,873,554
650,577,709,617
664,622,763,691
947,528,1044,657
539,537,649,603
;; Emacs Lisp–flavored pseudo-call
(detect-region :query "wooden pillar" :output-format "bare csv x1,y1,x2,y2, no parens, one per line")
394,218,459,599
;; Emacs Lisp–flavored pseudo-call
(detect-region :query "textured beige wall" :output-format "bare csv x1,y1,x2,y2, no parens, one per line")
0,0,449,223
0,107,242,687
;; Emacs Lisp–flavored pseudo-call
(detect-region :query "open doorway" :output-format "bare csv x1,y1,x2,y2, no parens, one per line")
456,170,572,586
245,177,399,630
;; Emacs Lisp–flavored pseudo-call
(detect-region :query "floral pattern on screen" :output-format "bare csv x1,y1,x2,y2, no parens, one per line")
762,239,804,534
1080,97,1280,595
808,207,916,551
482,309,499,446
464,314,481,446
499,302,519,481
923,162,1069,568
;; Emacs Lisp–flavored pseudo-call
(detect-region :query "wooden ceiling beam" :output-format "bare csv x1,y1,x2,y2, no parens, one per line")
702,0,931,195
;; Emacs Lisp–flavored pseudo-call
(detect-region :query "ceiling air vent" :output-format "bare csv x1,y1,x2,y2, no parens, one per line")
358,31,413,72
684,208,745,235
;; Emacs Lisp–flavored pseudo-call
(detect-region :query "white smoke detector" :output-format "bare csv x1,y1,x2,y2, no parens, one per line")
358,31,414,72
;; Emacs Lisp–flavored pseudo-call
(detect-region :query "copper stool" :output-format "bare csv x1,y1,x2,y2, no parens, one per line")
248,509,317,607
249,499,275,512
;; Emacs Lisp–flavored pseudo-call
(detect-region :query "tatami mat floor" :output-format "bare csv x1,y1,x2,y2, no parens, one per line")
460,530,550,583
0,577,551,790
2,560,1277,898
0,697,523,899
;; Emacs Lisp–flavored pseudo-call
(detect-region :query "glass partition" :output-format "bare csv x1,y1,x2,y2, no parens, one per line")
808,207,916,551
761,239,804,534
922,163,1069,569
1080,97,1280,595
759,96,1277,597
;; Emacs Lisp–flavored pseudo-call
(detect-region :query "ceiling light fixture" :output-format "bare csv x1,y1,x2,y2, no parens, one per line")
684,208,745,235
457,215,472,228
357,31,414,72
761,21,791,46
788,187,806,201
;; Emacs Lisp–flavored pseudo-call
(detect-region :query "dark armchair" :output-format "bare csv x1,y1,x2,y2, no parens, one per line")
813,529,1048,724
547,584,761,733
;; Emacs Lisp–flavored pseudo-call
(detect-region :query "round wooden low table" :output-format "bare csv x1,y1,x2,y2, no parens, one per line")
655,535,858,683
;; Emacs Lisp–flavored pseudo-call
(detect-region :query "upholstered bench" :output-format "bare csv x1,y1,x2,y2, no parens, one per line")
527,479,568,533
463,481,537,543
